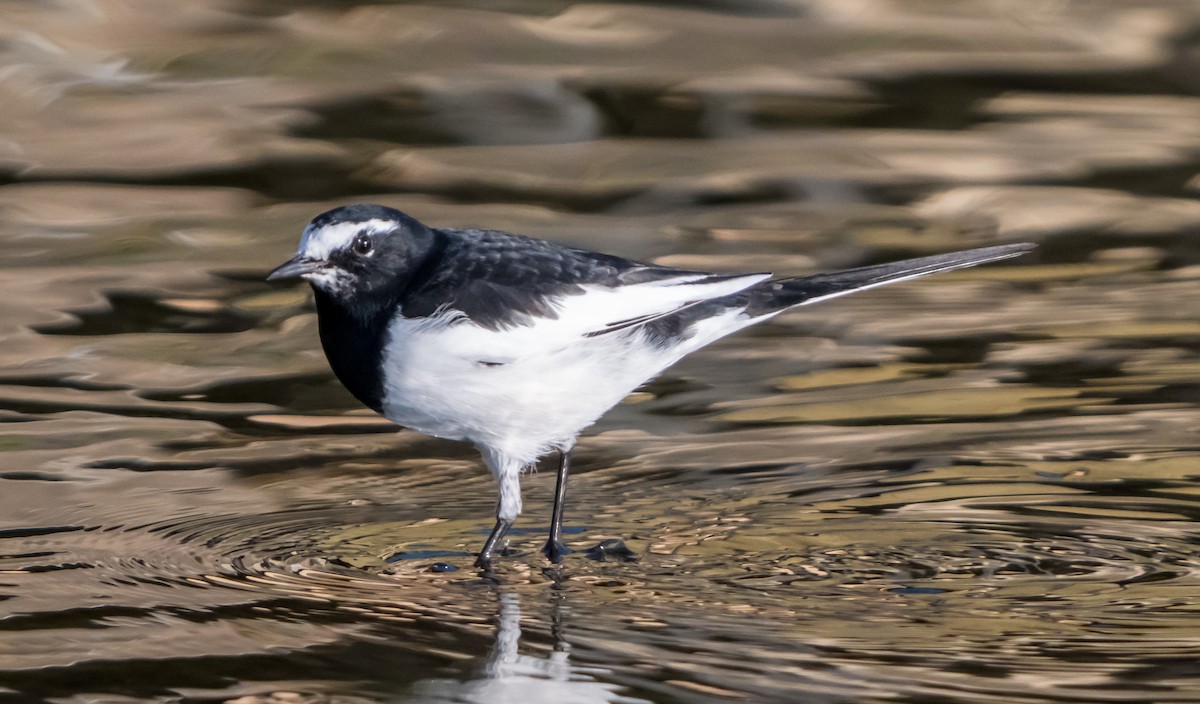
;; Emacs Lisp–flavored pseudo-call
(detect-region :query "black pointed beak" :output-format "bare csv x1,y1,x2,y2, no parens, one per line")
267,255,322,281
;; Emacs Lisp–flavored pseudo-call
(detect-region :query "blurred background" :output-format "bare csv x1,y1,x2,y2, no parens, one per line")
3,1,1200,703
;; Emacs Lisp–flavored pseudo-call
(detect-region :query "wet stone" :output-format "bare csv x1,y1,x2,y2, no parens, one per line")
586,539,638,562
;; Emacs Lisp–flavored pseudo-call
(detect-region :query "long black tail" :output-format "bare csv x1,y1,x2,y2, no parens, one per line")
747,242,1035,314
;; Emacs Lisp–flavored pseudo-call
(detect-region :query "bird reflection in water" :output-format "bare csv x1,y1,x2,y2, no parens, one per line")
408,585,647,704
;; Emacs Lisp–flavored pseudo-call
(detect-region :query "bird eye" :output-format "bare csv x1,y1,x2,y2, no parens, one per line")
351,234,372,256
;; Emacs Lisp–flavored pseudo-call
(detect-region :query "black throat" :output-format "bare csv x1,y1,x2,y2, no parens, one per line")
313,289,391,414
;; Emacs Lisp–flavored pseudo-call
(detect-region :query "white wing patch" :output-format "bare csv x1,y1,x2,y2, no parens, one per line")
530,272,769,344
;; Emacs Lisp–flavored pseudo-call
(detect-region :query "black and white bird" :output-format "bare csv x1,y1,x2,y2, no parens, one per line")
268,204,1032,567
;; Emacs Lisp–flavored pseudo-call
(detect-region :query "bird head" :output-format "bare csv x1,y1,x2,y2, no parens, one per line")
269,204,436,315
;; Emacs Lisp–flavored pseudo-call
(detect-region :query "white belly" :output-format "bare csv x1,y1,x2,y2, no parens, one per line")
379,317,653,465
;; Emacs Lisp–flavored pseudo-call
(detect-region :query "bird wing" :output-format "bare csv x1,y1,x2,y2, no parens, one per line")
403,227,769,338
550,271,771,340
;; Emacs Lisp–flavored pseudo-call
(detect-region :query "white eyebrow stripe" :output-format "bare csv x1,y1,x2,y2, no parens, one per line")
298,218,393,260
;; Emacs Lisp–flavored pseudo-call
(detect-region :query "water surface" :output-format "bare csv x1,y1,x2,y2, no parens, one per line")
3,1,1200,702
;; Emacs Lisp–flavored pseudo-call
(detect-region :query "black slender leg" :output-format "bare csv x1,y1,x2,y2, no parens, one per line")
476,516,514,569
542,448,573,563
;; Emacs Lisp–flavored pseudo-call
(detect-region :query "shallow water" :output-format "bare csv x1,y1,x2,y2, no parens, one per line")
3,1,1200,702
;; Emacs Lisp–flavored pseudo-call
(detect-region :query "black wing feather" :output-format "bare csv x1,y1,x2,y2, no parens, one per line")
400,227,705,330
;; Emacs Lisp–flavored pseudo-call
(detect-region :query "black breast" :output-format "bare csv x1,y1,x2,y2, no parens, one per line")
313,290,389,413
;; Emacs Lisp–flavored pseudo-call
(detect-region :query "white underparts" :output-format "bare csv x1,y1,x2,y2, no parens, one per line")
378,274,766,521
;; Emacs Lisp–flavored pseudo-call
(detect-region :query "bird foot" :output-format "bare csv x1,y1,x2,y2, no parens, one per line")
542,539,571,563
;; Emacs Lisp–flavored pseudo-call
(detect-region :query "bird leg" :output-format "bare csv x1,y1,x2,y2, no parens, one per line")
542,448,573,563
476,516,514,569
